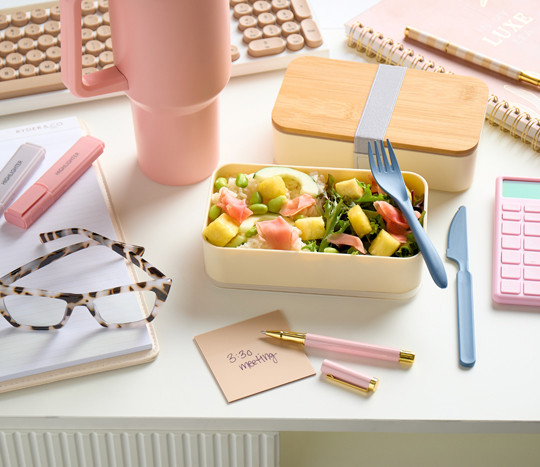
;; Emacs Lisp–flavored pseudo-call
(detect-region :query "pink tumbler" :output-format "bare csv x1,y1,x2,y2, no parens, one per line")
59,0,231,185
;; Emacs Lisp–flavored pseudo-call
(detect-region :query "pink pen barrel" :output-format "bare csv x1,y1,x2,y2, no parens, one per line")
305,333,401,362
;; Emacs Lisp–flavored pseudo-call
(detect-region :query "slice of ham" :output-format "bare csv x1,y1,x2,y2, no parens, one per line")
373,200,420,243
280,194,316,217
327,233,367,254
256,216,299,250
217,187,252,224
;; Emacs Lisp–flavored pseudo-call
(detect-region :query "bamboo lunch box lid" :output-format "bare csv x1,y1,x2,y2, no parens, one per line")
272,57,489,157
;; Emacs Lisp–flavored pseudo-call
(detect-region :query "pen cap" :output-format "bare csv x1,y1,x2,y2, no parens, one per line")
4,184,53,229
321,359,379,392
0,143,45,213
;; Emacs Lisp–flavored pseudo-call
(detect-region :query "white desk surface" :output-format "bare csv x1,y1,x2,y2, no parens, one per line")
1,4,540,435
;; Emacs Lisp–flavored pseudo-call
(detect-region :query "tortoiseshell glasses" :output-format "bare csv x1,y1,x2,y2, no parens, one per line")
0,228,172,330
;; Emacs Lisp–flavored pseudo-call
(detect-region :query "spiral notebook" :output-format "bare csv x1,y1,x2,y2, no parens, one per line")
0,117,158,394
345,0,540,152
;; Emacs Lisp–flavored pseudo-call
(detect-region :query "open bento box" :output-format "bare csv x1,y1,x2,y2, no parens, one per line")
202,163,429,299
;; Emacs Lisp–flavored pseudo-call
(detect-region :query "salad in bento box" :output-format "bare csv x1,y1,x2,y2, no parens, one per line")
203,166,424,258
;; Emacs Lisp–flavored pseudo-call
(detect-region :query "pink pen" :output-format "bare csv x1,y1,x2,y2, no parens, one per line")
262,330,415,365
4,135,105,229
321,359,379,393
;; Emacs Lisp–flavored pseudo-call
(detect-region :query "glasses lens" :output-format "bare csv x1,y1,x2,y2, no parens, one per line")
93,291,157,325
3,295,67,327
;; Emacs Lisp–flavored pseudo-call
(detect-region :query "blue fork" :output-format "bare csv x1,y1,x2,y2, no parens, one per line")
368,140,448,289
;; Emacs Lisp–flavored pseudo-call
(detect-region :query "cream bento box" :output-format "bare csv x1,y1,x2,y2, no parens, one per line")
271,57,489,192
202,163,429,299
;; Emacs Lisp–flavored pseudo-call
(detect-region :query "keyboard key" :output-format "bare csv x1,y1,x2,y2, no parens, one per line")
524,252,540,265
502,202,521,212
501,250,521,264
30,8,49,24
501,265,521,279
248,37,286,56
502,211,521,221
524,266,540,281
523,281,540,295
525,212,540,222
524,237,540,251
291,0,312,21
287,34,304,51
524,204,540,213
502,235,520,249
300,18,323,47
501,221,520,235
500,280,521,294
524,223,540,236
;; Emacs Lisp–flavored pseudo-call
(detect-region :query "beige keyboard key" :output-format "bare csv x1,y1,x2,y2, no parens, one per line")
98,51,114,67
231,45,240,61
300,18,322,47
247,37,286,57
25,49,45,66
98,0,109,13
281,21,300,37
24,24,42,39
82,53,98,68
45,46,61,63
105,37,113,51
286,33,304,51
262,25,281,38
44,21,61,37
50,5,61,21
0,41,16,58
5,27,23,42
96,25,111,42
0,67,16,81
290,0,312,21
0,14,8,30
81,28,94,45
11,12,28,28
17,37,35,54
234,3,253,18
19,63,37,78
83,14,102,30
276,9,294,24
82,67,98,75
6,53,24,69
37,34,56,51
30,8,49,24
243,27,262,43
86,40,105,56
81,1,97,15
38,60,57,74
257,12,276,27
238,15,257,30
271,0,289,11
102,11,110,25
253,1,272,15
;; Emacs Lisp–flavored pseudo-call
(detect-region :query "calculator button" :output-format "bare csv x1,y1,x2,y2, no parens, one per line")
500,280,521,294
502,211,521,221
501,221,521,235
524,213,540,222
524,223,540,236
523,281,540,296
524,205,540,213
501,250,521,264
524,237,540,251
501,265,521,279
523,266,540,281
502,236,520,249
524,252,540,266
502,202,522,212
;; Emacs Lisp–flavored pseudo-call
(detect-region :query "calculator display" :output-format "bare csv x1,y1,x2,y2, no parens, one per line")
502,180,540,199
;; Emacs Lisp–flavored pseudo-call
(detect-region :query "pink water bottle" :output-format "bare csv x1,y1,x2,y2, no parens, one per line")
59,0,231,185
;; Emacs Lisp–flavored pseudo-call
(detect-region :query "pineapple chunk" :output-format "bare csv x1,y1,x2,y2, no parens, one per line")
335,178,364,199
348,205,371,238
203,213,239,247
257,175,287,203
368,229,401,256
295,216,325,240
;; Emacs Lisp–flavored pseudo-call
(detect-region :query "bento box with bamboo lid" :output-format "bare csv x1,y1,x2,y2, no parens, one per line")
271,57,489,192
202,163,429,299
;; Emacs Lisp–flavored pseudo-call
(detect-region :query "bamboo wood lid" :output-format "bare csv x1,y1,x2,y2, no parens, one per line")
272,57,489,157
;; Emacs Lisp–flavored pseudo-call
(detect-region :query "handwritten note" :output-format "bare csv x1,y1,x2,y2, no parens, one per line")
194,310,315,403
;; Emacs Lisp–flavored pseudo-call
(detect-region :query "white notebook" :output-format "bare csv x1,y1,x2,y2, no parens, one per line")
0,117,157,393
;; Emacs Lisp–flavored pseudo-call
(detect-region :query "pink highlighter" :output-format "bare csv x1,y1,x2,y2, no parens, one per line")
4,135,105,229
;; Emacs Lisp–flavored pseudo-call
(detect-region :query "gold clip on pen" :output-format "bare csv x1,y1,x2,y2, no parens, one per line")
262,330,414,365
321,359,379,394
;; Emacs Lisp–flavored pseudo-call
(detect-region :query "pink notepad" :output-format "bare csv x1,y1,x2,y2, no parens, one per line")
194,310,315,403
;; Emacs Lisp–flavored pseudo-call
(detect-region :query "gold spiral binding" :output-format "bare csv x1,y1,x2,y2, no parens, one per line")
510,111,530,137
387,42,404,65
411,54,425,69
355,26,373,52
533,125,540,151
376,37,393,62
366,31,383,57
422,60,435,71
487,98,508,126
522,116,539,143
397,48,414,66
346,21,362,48
434,65,446,73
500,106,520,132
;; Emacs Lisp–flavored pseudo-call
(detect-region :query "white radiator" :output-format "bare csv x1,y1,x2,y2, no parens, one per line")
0,430,279,467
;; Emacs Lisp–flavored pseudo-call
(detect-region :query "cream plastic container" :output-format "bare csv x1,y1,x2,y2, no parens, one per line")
202,163,429,299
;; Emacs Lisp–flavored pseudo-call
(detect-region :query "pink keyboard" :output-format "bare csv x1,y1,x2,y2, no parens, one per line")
493,176,540,306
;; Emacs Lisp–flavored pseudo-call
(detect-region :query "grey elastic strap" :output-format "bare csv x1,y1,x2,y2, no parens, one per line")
353,65,406,160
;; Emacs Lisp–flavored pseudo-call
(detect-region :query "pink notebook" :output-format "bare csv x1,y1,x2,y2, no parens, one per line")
346,0,540,118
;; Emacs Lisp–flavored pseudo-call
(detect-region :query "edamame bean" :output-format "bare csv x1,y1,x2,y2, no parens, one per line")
208,204,221,221
249,203,268,215
268,195,287,213
236,173,249,188
226,234,247,247
214,177,228,191
245,226,258,237
250,191,263,205
323,247,339,253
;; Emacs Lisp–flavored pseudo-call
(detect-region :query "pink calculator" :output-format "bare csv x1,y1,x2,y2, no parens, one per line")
493,176,540,306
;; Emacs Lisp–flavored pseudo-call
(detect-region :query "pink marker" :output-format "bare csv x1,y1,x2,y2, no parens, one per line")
4,135,105,229
321,359,379,393
262,330,415,365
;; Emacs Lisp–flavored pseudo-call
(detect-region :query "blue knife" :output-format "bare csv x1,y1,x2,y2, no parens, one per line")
446,206,476,368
